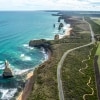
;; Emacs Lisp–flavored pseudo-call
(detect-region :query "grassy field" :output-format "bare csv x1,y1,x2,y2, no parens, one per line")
95,42,100,73
93,19,100,25
62,44,98,100
85,17,100,34
27,43,84,100
27,16,98,100
96,43,100,55
97,56,100,73
86,17,100,74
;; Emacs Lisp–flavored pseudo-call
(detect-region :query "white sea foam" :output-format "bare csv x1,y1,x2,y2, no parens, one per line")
23,44,34,50
0,61,3,64
0,64,5,70
14,68,31,75
23,44,28,47
40,47,48,61
44,52,48,61
14,67,35,75
3,63,29,75
0,88,17,100
0,60,32,76
20,54,31,61
53,30,59,34
63,24,70,30
20,54,25,57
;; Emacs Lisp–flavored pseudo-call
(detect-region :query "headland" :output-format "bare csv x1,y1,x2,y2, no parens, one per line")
17,12,98,100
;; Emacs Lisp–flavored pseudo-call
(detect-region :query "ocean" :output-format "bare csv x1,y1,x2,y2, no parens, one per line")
0,11,59,99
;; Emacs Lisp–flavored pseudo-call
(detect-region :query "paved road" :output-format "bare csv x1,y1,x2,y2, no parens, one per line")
57,17,95,100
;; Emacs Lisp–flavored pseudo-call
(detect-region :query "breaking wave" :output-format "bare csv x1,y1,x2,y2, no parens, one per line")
0,88,17,100
23,44,34,50
20,54,32,61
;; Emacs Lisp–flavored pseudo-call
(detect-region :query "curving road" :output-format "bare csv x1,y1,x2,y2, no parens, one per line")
57,17,95,100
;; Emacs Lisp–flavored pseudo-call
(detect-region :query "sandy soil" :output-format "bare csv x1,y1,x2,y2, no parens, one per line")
59,27,73,39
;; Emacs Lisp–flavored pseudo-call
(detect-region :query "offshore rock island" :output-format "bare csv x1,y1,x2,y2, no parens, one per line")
16,11,100,100
3,60,13,78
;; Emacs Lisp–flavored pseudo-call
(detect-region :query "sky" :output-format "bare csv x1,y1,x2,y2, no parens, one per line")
0,0,100,11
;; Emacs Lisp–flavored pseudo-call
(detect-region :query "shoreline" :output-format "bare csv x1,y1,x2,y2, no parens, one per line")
59,27,73,39
16,13,69,100
16,71,34,100
16,48,52,100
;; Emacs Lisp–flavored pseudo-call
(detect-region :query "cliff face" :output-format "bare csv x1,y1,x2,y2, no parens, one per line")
29,39,52,52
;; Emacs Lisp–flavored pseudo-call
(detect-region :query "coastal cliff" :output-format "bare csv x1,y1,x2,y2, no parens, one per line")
23,15,98,100
29,39,52,52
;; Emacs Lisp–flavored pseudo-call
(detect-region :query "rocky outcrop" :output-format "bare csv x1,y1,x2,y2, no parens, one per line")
54,34,59,40
58,23,64,30
3,60,13,78
29,39,52,52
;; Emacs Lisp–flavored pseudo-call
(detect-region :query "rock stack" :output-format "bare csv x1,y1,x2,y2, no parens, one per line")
3,60,13,78
54,34,59,40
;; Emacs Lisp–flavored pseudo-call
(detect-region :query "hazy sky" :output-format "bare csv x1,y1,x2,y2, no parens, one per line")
0,0,100,11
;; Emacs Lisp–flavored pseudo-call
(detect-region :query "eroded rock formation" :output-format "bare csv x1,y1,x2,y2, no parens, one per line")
29,39,52,52
3,60,13,78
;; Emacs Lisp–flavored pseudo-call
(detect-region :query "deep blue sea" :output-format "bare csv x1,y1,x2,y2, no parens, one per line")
0,11,59,99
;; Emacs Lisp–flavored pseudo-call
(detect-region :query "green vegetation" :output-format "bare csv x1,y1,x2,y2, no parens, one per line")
87,17,100,74
85,17,100,34
96,42,100,73
96,43,100,55
62,44,98,100
93,19,100,25
27,43,84,100
27,16,98,100
97,56,100,73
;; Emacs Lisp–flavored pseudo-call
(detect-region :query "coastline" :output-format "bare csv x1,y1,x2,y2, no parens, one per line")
16,71,33,100
16,13,99,100
59,27,73,39
16,48,52,100
16,15,71,100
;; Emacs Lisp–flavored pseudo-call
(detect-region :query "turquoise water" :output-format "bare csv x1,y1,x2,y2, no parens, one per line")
0,11,58,99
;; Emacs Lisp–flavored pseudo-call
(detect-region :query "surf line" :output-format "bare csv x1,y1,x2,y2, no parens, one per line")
79,48,94,100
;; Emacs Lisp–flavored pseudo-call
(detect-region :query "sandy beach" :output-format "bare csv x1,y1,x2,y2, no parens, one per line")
17,71,34,100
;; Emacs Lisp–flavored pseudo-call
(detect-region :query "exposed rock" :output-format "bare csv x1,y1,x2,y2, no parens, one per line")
54,34,59,40
53,24,55,28
3,60,13,78
58,16,63,22
58,23,64,30
29,39,52,52
29,39,47,47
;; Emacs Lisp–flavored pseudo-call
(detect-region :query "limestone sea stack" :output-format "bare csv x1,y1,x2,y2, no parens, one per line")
3,60,13,78
54,34,59,40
